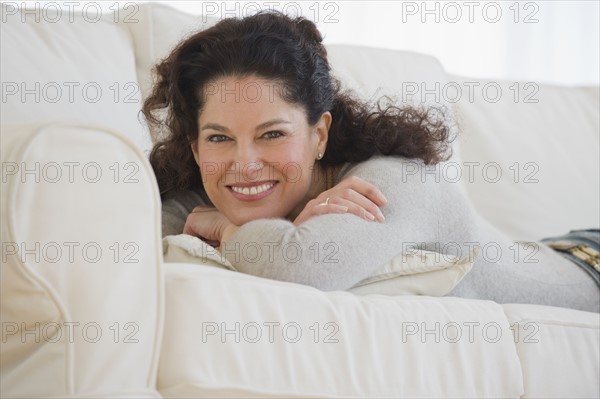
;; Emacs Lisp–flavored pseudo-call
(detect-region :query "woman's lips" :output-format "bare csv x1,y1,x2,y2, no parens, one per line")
226,181,278,201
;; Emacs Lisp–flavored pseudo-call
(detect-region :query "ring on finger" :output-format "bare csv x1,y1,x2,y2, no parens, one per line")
318,197,330,207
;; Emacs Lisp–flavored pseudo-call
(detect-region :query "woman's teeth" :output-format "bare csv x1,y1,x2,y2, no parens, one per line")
230,182,274,195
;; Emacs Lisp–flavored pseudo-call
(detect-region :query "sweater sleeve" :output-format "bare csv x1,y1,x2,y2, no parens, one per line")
161,190,209,237
220,155,460,291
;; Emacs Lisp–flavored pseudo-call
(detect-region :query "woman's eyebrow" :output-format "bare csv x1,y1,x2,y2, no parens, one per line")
200,119,291,133
254,119,291,131
200,123,229,132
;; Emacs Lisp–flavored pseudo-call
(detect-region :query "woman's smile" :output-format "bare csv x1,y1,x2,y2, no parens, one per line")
227,180,279,201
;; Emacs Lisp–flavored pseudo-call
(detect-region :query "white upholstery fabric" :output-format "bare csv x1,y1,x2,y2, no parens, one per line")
327,45,450,109
162,234,237,271
502,304,600,398
0,4,152,155
119,3,216,103
0,124,163,398
453,76,600,241
159,262,524,398
347,249,474,296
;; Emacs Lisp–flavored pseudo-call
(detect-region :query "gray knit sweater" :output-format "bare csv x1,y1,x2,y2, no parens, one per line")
162,155,599,313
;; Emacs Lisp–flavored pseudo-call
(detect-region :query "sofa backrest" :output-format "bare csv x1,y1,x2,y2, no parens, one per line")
453,76,599,240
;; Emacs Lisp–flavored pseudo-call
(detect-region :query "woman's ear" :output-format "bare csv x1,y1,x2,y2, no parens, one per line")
315,111,332,154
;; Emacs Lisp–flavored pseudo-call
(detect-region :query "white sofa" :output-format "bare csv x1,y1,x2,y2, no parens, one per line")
1,3,599,398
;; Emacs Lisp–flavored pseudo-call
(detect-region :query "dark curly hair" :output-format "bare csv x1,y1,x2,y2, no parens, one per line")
142,11,453,199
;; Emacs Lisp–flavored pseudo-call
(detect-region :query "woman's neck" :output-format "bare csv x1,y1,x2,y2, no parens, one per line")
286,162,340,222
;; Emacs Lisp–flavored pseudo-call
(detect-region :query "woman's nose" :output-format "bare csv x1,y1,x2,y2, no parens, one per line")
231,144,265,181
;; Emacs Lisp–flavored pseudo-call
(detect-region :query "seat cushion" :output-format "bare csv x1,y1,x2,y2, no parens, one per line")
158,262,524,397
502,303,600,398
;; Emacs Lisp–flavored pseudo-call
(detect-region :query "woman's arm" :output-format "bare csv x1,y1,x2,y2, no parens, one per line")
219,155,459,291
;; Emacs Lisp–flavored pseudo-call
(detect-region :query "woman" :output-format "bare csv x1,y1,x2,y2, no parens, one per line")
143,11,599,312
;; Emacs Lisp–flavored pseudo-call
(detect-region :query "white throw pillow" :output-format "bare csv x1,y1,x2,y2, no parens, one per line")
349,247,477,296
163,234,476,296
163,234,236,272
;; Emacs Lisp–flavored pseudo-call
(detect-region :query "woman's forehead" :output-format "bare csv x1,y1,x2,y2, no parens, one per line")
199,76,307,122
201,75,289,104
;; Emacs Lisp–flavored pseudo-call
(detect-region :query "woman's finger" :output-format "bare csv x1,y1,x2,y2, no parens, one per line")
332,189,385,222
341,176,388,206
330,196,382,222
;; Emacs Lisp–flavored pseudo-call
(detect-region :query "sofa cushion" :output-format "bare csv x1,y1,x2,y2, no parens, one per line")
0,3,152,155
158,262,523,397
327,45,450,107
502,303,600,398
453,76,600,241
0,124,163,398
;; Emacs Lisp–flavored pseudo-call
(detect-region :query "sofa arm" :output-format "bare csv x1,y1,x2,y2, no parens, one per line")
1,124,163,398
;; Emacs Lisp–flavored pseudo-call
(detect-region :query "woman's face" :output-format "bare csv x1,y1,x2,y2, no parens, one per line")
191,75,330,225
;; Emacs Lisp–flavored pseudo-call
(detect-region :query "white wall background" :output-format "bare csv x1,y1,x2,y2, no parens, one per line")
156,0,600,86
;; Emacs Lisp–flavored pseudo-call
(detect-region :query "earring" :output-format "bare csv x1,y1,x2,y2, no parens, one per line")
317,152,323,160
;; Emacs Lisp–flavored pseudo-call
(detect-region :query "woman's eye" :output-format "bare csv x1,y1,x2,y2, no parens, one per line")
263,130,284,139
207,134,230,143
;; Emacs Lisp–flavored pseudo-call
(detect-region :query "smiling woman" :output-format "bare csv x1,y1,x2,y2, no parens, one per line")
142,10,599,312
143,10,449,236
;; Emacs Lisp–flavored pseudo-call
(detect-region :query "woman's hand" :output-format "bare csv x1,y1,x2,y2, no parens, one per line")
183,205,237,247
293,176,387,226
